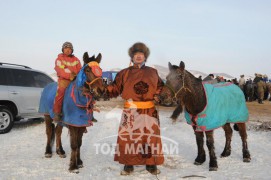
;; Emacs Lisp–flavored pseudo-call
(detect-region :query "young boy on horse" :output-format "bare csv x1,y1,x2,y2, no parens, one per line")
107,42,164,175
53,42,82,121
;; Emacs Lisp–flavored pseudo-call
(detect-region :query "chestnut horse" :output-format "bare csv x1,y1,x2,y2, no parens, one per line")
39,52,105,173
161,61,251,171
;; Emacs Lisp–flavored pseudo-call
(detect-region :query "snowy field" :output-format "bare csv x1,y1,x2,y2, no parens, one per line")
1,102,271,180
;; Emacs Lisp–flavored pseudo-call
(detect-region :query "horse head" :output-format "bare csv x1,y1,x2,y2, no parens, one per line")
162,61,191,104
80,52,105,97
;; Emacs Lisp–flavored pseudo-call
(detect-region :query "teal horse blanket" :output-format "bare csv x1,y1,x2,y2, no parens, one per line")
185,82,249,131
39,66,94,127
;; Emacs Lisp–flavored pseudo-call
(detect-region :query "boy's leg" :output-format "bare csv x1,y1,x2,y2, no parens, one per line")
53,79,70,121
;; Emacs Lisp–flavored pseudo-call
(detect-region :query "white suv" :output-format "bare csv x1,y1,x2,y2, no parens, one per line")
0,62,54,134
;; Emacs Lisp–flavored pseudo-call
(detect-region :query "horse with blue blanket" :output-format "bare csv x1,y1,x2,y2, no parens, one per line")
161,61,251,171
39,52,105,173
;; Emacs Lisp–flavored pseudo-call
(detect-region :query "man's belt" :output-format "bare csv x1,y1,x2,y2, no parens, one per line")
124,101,154,109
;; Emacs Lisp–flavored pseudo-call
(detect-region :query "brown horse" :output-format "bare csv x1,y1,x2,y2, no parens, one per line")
161,61,251,171
39,52,105,173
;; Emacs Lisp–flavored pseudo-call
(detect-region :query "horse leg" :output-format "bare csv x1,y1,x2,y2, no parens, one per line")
77,127,85,168
237,123,251,162
55,123,66,158
205,131,218,171
69,126,79,173
45,115,55,158
194,131,206,165
221,123,233,157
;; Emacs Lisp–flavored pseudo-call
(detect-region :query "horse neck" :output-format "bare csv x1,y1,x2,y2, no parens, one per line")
182,71,206,115
73,78,84,93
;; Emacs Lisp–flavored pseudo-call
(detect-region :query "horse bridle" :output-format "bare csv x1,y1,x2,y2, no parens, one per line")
167,71,192,102
85,77,102,93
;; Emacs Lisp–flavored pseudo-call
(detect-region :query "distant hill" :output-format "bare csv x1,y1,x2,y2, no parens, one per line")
50,65,236,81
212,73,235,80
152,65,208,80
109,68,122,71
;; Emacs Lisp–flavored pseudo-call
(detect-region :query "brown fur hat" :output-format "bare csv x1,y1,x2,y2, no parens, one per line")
128,42,150,60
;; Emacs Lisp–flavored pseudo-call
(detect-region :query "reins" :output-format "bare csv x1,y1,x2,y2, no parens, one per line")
166,71,192,102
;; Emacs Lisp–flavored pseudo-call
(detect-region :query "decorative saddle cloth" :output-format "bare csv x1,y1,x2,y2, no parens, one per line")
185,82,249,131
39,81,93,127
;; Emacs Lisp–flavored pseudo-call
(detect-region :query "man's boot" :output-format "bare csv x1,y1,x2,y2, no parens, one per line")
120,165,134,175
92,117,98,122
146,165,161,175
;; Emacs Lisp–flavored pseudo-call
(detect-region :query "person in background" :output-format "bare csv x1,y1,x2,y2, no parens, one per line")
53,42,82,121
107,42,164,175
239,74,246,96
203,74,218,84
253,73,265,104
263,74,268,83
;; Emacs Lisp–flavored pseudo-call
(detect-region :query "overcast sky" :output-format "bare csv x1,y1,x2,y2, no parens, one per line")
0,0,270,78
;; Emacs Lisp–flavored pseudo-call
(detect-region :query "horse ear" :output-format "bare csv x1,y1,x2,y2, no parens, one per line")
95,53,102,63
83,52,89,64
179,61,185,70
168,62,173,70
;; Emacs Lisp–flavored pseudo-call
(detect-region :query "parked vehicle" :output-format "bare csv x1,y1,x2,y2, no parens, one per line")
0,62,54,134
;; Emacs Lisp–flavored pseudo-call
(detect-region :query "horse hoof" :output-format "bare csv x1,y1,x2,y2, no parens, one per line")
243,158,251,162
209,167,218,171
69,169,79,174
58,154,66,158
56,149,66,158
220,152,231,158
45,153,52,158
194,161,203,165
78,164,84,168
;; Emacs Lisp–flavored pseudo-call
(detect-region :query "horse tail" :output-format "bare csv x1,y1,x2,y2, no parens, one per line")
50,123,56,148
170,105,183,120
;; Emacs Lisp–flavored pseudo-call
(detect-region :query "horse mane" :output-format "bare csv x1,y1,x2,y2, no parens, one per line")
181,69,206,115
170,70,197,120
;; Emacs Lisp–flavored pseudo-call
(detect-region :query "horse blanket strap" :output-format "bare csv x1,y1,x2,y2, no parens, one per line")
63,83,93,126
124,101,154,109
185,82,249,132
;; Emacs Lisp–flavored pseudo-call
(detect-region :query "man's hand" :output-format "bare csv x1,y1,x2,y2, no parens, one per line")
153,95,161,104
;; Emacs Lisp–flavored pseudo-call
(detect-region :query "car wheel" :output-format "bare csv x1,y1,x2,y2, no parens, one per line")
0,106,14,134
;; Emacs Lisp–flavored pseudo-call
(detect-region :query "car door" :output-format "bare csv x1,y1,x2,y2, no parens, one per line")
7,69,54,118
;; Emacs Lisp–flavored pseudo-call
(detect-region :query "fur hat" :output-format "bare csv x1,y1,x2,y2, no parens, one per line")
128,42,150,60
62,42,73,53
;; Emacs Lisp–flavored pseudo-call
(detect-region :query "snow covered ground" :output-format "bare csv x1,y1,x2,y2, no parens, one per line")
1,102,271,180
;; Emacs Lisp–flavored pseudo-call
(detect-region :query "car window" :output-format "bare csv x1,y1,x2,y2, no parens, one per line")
32,71,54,88
7,69,53,88
9,69,36,87
0,68,8,85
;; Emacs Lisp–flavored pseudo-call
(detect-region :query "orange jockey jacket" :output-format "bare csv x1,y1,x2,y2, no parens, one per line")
54,53,82,80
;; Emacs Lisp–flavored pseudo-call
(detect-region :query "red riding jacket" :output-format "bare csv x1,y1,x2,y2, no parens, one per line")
54,53,82,80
